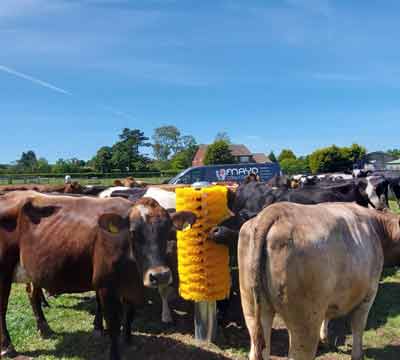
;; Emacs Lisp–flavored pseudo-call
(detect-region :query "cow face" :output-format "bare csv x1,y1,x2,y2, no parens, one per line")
365,177,389,210
99,198,196,288
64,181,83,194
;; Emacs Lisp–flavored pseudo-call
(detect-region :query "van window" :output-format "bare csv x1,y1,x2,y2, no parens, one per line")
191,168,202,183
176,172,191,184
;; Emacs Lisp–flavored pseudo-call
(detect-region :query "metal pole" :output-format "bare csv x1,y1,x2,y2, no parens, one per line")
194,301,217,343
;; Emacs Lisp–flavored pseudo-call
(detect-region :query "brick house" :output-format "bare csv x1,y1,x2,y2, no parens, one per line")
192,144,271,167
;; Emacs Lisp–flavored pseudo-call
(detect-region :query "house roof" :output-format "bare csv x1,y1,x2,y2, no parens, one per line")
228,144,252,157
387,159,400,164
252,153,272,163
192,143,269,166
192,144,208,165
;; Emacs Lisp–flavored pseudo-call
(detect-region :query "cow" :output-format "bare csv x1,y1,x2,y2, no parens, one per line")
0,182,84,194
236,177,386,215
113,177,146,188
239,202,400,360
388,177,400,207
0,191,196,360
211,178,389,261
97,187,184,325
99,186,177,211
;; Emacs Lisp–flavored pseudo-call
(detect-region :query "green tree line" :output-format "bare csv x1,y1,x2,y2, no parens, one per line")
0,126,199,175
1,127,398,176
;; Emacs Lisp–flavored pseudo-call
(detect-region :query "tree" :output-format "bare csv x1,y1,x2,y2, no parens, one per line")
280,157,310,175
17,150,37,172
171,144,199,170
341,143,366,164
388,149,400,158
152,126,181,161
112,128,151,171
204,140,234,165
214,132,231,143
179,135,196,149
52,158,86,173
93,146,113,173
278,149,296,162
35,158,51,173
268,151,277,163
308,144,366,174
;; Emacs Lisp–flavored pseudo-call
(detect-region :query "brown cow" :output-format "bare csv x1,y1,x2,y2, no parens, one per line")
113,177,147,188
0,181,83,194
239,202,400,360
0,191,196,360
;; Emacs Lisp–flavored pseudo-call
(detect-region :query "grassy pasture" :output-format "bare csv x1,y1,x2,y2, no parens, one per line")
2,204,400,360
0,177,170,186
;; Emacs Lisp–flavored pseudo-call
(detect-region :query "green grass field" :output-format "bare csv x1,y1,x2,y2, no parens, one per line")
0,177,171,186
2,203,400,360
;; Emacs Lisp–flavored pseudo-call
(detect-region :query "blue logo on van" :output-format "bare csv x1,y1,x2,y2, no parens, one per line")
216,167,259,181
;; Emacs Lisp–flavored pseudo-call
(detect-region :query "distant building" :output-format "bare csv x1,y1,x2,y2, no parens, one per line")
386,159,400,171
357,151,398,171
192,144,272,167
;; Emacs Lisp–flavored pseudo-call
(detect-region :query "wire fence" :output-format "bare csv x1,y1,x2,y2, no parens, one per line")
0,172,178,186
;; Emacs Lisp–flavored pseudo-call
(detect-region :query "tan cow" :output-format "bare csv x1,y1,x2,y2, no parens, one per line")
239,202,400,360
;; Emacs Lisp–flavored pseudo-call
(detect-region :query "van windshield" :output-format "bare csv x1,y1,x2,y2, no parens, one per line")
169,167,202,184
169,168,191,184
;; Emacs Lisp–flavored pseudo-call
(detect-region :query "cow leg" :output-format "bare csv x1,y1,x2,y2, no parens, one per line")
287,320,321,360
242,293,267,360
158,286,173,324
28,285,53,338
39,288,50,308
259,300,275,360
0,276,16,357
98,288,122,360
350,290,378,360
244,313,265,360
93,292,104,337
123,303,135,345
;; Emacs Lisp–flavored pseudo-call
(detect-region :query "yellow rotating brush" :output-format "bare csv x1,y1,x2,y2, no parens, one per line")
176,186,231,302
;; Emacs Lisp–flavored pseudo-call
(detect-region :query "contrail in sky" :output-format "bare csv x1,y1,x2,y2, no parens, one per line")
0,64,71,95
0,64,134,120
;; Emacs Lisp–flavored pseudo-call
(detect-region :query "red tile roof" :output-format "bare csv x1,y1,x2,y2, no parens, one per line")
192,144,264,166
253,153,272,163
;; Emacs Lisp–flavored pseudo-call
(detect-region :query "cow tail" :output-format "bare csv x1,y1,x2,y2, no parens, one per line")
248,216,275,351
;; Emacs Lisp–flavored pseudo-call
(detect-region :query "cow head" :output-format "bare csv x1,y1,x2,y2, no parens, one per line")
99,197,196,288
123,177,137,188
357,177,388,210
64,181,83,194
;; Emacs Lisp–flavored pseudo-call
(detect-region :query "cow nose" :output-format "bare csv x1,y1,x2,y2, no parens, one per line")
149,269,172,287
211,227,222,239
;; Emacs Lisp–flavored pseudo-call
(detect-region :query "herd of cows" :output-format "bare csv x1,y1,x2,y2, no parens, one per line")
0,171,399,360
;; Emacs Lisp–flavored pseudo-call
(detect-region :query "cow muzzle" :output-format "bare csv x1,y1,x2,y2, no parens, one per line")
144,266,172,288
210,226,224,241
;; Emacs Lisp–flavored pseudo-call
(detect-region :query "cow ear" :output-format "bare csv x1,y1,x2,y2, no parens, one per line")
22,201,61,225
98,213,129,234
170,211,197,231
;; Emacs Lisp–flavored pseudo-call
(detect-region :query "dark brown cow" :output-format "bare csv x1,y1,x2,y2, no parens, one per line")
0,191,196,360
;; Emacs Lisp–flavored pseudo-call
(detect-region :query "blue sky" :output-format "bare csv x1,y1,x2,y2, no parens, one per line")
0,0,399,163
